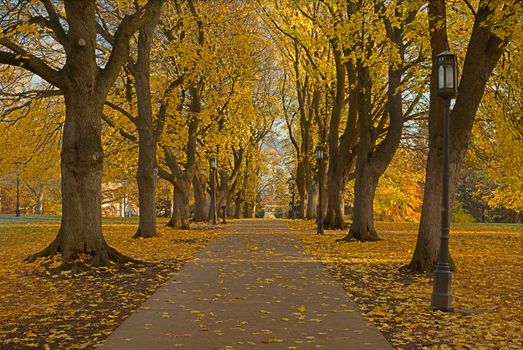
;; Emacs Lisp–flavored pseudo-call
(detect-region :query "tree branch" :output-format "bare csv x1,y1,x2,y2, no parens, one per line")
39,0,70,50
101,113,137,143
0,40,64,88
98,0,163,93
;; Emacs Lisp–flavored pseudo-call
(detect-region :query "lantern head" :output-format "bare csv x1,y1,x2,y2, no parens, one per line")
209,157,217,169
436,50,458,99
316,144,324,161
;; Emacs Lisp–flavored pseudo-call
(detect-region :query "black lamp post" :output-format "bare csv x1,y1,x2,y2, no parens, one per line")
15,172,20,217
209,157,217,225
432,50,458,312
289,179,295,219
316,144,324,235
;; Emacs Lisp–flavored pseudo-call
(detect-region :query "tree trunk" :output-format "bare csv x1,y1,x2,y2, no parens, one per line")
132,9,161,238
324,168,345,229
167,182,190,229
306,177,317,219
234,198,242,218
345,163,380,241
36,191,44,215
296,161,307,219
409,0,507,271
192,168,207,222
28,92,129,268
243,201,254,218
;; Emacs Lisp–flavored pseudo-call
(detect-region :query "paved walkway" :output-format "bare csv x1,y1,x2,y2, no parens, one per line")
99,220,391,349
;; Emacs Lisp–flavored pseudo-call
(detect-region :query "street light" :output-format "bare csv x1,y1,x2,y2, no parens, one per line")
289,179,295,219
209,157,217,225
432,50,458,312
316,144,324,235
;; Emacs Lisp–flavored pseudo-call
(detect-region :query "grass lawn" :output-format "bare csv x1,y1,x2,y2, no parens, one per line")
0,221,220,349
289,220,523,349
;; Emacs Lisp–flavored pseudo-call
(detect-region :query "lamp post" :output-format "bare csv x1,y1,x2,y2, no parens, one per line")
209,157,217,225
288,179,295,219
15,172,20,217
316,144,324,235
431,50,458,312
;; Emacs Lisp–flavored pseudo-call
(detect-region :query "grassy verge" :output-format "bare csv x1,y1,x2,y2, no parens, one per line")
0,222,221,349
288,219,523,350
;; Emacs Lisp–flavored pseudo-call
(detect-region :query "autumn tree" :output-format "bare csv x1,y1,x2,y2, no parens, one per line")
409,0,521,271
0,0,162,268
343,0,425,241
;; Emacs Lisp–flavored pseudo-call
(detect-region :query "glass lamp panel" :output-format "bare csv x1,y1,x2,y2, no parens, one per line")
445,65,454,89
438,65,445,89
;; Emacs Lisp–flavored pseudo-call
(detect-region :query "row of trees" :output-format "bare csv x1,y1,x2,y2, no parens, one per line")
0,0,521,272
0,1,278,268
262,0,522,270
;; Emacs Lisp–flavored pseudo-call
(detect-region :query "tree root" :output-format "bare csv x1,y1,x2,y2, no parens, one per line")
132,228,157,239
165,219,190,230
408,255,456,272
25,237,139,270
341,229,382,242
24,237,60,263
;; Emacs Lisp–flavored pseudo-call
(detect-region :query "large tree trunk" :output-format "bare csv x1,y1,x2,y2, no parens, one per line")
296,161,306,219
192,168,207,222
409,0,508,271
346,166,379,241
324,168,345,229
306,177,317,219
167,182,190,229
234,193,243,218
133,10,161,238
28,92,129,268
324,40,347,230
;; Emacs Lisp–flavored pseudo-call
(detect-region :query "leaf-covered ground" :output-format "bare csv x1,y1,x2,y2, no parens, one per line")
289,220,523,350
0,221,220,349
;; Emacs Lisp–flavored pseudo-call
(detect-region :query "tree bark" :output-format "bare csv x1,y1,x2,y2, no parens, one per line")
306,176,317,219
296,160,307,218
192,167,208,222
234,192,243,218
36,191,44,215
324,39,347,229
167,182,190,229
409,0,508,271
28,90,130,268
132,5,162,238
347,167,380,241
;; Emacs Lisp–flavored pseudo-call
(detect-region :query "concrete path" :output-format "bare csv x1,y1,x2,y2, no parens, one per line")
99,220,392,349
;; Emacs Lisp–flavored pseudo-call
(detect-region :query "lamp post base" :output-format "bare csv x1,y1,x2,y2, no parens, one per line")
431,267,453,312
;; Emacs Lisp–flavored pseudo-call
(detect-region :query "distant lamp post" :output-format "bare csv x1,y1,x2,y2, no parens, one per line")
209,157,217,225
15,172,20,217
288,179,295,219
316,144,324,235
432,50,458,312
